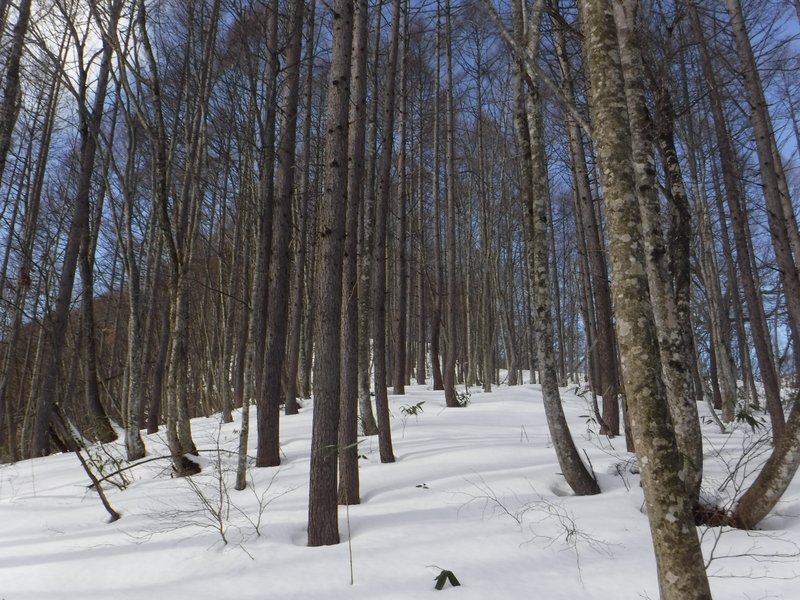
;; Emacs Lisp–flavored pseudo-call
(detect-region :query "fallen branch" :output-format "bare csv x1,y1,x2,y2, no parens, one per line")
53,404,121,522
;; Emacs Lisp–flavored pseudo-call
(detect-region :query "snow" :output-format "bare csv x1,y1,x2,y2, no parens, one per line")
1,383,798,599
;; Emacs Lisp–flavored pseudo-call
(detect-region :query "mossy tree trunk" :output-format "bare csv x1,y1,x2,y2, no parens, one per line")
514,0,600,497
579,0,711,596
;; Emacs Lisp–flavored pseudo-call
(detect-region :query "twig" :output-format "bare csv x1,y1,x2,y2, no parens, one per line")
478,0,595,140
87,448,254,488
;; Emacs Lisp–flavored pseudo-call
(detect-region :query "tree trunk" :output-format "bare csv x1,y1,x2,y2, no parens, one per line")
122,122,146,460
725,0,800,430
356,0,382,435
443,0,459,408
308,0,354,547
0,0,31,182
285,0,317,416
257,0,305,468
614,0,702,504
474,31,494,394
339,0,369,506
250,0,280,415
552,0,619,434
79,195,116,443
31,0,123,456
393,8,409,396
733,399,800,528
0,43,58,456
371,0,401,462
430,3,444,392
689,1,784,437
579,0,711,596
415,103,427,387
514,0,599,496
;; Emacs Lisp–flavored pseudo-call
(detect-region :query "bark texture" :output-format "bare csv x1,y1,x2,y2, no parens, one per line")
579,0,711,597
514,0,600,497
613,0,702,505
308,0,354,547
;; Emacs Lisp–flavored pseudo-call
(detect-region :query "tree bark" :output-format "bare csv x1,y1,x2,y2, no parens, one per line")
339,0,369,506
121,119,146,461
285,0,317,416
579,0,711,596
733,399,800,528
430,1,444,392
0,41,59,456
257,0,305,468
552,0,619,434
0,0,31,183
371,0,402,462
725,0,800,428
679,75,738,423
308,0,354,547
250,0,280,414
356,1,383,435
415,102,428,387
514,0,599,497
443,0,460,408
614,0,702,504
689,1,784,437
393,12,409,396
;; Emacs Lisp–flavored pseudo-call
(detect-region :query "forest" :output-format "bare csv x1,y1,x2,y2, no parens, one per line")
1,0,799,598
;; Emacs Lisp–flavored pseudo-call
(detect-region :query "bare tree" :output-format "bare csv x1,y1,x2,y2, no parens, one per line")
356,0,382,435
688,1,784,438
393,2,409,396
257,0,305,468
513,0,599,497
725,0,800,416
339,0,370,506
285,0,318,416
613,0,702,505
308,0,354,547
0,0,31,183
578,0,711,596
442,0,460,408
551,0,619,436
371,0,402,461
31,0,123,456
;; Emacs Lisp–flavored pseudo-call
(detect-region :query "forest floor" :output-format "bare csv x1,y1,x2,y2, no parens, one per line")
1,380,799,599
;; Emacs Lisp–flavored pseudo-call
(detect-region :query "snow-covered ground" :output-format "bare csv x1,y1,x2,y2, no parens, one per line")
1,383,798,599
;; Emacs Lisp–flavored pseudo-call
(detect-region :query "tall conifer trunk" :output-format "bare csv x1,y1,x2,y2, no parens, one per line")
308,0,355,547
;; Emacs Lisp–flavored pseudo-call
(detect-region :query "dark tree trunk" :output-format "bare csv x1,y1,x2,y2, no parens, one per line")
339,0,370,506
0,0,31,182
371,0,402,462
257,0,305,468
308,0,354,547
443,0,459,408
